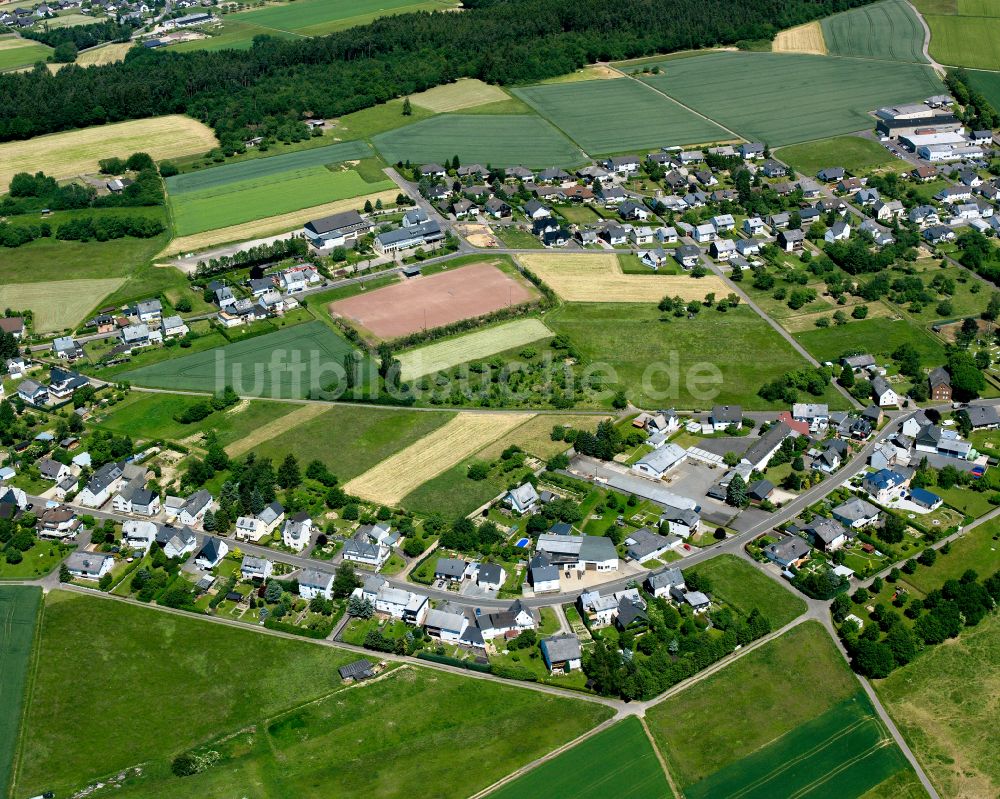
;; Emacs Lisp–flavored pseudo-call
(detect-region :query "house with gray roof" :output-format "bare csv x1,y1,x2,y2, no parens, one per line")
528,553,560,593
632,442,687,479
65,550,114,580
763,536,810,568
646,566,684,598
506,482,539,514
624,527,673,563
541,634,582,673
832,497,880,529
240,555,273,581
435,557,468,582
804,517,848,552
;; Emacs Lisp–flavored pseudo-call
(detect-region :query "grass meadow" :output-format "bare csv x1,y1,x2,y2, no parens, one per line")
820,0,927,63
233,0,457,36
408,79,511,112
0,36,51,71
964,68,1000,110
0,277,125,333
0,586,40,798
793,316,946,364
777,135,906,177
688,554,806,629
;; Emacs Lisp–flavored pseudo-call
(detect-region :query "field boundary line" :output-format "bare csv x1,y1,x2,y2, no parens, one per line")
640,716,684,799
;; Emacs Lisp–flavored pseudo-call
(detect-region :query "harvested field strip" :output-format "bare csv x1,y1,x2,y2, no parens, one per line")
397,319,553,380
517,252,725,302
0,586,41,797
772,21,827,54
161,190,398,256
408,79,511,112
225,403,328,457
0,278,124,333
476,413,605,461
0,115,218,188
343,412,531,505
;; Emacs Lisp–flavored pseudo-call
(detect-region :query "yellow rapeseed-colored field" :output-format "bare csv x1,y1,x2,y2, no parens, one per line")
0,115,218,188
518,253,726,302
408,79,511,112
343,412,532,505
773,21,828,55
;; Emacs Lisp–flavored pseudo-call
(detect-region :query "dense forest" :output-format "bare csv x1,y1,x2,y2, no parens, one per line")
22,20,134,50
0,0,877,146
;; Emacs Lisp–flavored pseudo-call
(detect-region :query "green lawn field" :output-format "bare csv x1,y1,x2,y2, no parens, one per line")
777,136,905,177
119,320,372,399
513,78,731,154
487,717,669,799
902,518,1000,594
95,665,612,799
0,586,40,798
546,303,848,410
372,114,586,167
0,37,52,71
170,166,394,236
13,591,362,797
793,316,946,364
688,554,806,629
927,14,1000,69
877,613,999,799
641,52,942,146
821,0,927,63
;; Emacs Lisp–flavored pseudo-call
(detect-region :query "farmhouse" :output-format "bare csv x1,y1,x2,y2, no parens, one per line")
303,210,374,249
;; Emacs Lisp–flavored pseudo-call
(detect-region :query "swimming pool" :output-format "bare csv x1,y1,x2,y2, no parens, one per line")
515,537,530,548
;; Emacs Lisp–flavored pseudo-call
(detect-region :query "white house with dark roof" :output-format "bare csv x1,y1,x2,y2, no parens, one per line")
506,482,539,514
299,568,335,601
65,550,114,580
832,497,880,529
646,566,685,598
78,462,124,508
240,555,273,581
282,512,312,552
194,536,228,569
528,553,560,593
424,608,468,642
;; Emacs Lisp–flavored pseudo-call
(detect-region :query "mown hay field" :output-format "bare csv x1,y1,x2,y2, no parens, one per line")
408,79,511,112
0,278,124,333
518,253,725,302
772,21,828,54
0,115,219,188
397,319,554,380
821,0,927,62
50,41,132,71
514,78,731,154
343,411,531,505
0,35,51,71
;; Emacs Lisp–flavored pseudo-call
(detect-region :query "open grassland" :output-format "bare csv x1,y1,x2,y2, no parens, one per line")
0,277,124,333
688,554,806,629
487,717,669,799
0,115,218,188
165,139,375,195
0,35,51,71
235,0,458,36
647,622,865,788
537,64,621,83
901,518,1000,594
777,135,906,177
518,253,725,303
344,411,531,505
372,114,585,168
821,0,927,62
958,0,1000,13
476,413,605,461
0,587,40,798
13,591,358,798
120,320,371,398
877,613,999,799
548,303,846,409
250,405,456,480
641,52,942,146
169,165,393,236
408,79,511,112
162,190,398,255
926,14,1000,69
772,21,828,54
514,78,730,154
398,319,554,380
104,666,612,799
223,403,329,457
794,316,946,364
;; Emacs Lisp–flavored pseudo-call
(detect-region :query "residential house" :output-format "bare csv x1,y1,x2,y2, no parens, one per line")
711,239,737,261
176,489,212,526
435,557,468,583
777,229,804,252
47,367,89,400
763,535,810,568
52,336,82,360
424,608,469,642
604,155,640,174
536,533,619,573
541,634,582,674
476,562,506,591
161,316,188,339
240,555,273,581
872,376,900,407
282,512,312,552
825,221,851,242
793,403,829,432
832,497,880,529
619,200,650,221
122,519,158,552
65,551,114,580
37,458,70,483
78,461,124,507
355,575,428,623
638,248,669,270
859,218,894,247
477,599,535,639
134,299,162,323
693,223,716,243
671,586,711,613
624,527,674,563
632,442,687,479
674,244,702,269
743,217,766,236
298,569,335,601
873,199,905,221
966,404,1000,429
863,469,908,503
506,482,539,514
577,590,619,627
17,380,47,406
740,142,766,159
804,517,848,552
158,526,197,559
817,167,845,182
659,505,699,539
194,536,228,569
645,567,685,598
761,159,786,178
928,367,951,402
342,527,391,571
709,404,742,431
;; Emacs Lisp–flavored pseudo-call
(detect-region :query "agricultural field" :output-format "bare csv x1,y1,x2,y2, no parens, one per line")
793,316,946,364
343,411,531,505
372,114,585,168
12,590,360,798
487,717,670,799
926,14,1000,69
408,79,511,112
397,319,554,380
249,405,457,480
0,586,40,798
513,78,731,154
475,413,605,461
101,665,612,799
0,34,51,71
547,303,848,410
641,52,942,146
0,277,124,333
0,115,218,188
76,41,132,66
821,0,927,63
877,613,999,799
687,554,806,629
119,320,370,398
647,622,919,799
772,21,828,54
330,262,538,340
233,0,458,36
776,135,906,177
964,68,1000,110
517,253,726,303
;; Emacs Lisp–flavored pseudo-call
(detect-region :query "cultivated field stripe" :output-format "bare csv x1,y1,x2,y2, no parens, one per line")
225,403,328,457
397,319,553,380
343,412,532,505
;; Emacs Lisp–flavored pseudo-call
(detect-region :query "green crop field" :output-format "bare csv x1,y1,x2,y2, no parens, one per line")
398,319,554,380
821,0,927,63
252,405,456,480
12,591,361,797
964,68,1000,110
0,37,52,71
170,165,394,235
402,455,512,516
513,78,731,154
793,316,946,364
119,320,372,399
926,14,1000,68
641,52,942,146
546,304,848,410
777,136,905,177
0,277,125,333
372,114,586,167
878,613,999,799
0,586,40,798
83,664,611,799
165,139,376,194
688,554,806,629
235,0,457,36
487,717,669,799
